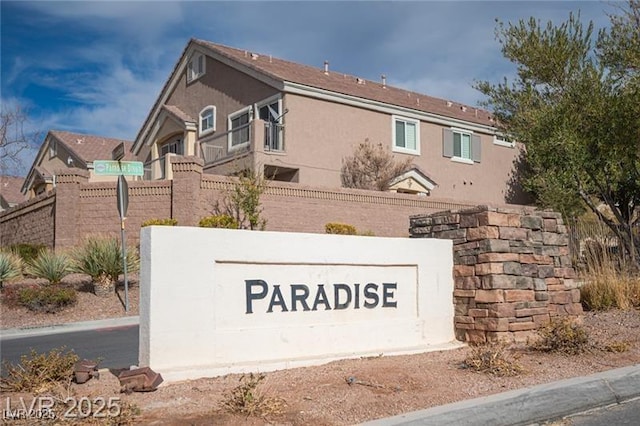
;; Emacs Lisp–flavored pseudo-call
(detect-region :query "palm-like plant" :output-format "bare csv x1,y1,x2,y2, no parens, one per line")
72,237,139,297
0,251,23,289
26,250,73,286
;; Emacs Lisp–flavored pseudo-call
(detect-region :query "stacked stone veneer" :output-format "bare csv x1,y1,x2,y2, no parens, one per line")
410,206,582,343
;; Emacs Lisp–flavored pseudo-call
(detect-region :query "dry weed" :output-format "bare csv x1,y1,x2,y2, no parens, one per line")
0,347,78,393
461,342,524,377
533,318,590,355
220,373,286,419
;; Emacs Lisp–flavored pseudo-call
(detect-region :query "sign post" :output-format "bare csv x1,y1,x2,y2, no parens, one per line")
95,155,142,313
116,175,130,312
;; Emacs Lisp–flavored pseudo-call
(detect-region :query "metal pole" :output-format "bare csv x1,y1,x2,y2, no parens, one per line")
121,218,129,313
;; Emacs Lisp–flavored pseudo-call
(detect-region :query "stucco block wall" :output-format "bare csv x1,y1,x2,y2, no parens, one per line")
410,206,582,343
0,192,56,248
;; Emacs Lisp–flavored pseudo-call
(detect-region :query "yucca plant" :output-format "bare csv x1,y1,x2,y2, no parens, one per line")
26,249,73,286
72,237,140,297
0,250,23,289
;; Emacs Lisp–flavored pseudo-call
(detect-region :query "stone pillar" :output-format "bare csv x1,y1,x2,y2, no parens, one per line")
410,205,582,343
170,156,204,226
54,169,89,250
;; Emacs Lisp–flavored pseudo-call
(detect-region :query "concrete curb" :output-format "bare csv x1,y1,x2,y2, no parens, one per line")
1,316,139,340
364,364,640,426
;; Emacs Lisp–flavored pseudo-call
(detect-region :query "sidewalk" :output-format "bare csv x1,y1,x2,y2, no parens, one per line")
365,364,640,426
1,316,139,340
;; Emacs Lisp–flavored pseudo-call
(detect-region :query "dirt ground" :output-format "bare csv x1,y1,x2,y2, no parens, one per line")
1,276,640,425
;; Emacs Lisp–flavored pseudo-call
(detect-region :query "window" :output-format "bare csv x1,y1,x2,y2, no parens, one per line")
199,106,216,137
228,107,252,150
187,52,205,82
443,128,481,163
392,116,420,155
49,140,56,159
257,95,284,151
160,137,184,156
493,134,516,148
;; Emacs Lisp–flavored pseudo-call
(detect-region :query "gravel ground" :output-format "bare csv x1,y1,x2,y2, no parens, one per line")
1,278,639,425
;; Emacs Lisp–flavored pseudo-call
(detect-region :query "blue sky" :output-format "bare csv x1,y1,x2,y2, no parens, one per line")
1,1,616,174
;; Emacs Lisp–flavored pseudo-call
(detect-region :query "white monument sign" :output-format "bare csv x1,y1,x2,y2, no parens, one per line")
139,227,455,382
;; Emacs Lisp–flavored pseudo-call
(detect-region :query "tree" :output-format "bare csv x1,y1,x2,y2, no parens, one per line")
475,1,640,265
341,140,413,191
0,104,39,174
214,169,267,230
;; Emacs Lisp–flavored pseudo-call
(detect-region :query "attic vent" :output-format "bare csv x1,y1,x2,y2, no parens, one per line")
381,74,386,88
461,106,467,112
251,53,259,60
76,138,84,144
446,101,453,107
324,60,329,75
356,77,365,85
416,98,420,105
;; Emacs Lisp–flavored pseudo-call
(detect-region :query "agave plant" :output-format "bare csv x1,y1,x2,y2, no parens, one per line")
26,249,73,286
72,237,139,297
0,250,23,289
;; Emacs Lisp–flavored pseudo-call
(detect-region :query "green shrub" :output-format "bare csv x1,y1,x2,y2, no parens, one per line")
72,236,140,282
325,222,357,235
532,318,590,355
0,251,23,287
8,243,47,264
0,347,79,392
141,218,178,227
26,250,73,285
18,285,77,313
199,214,239,229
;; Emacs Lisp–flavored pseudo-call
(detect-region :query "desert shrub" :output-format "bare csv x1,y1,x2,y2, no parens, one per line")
325,223,357,235
220,373,285,417
532,318,590,355
579,245,640,310
0,250,23,287
18,285,77,313
26,249,73,285
341,140,413,191
141,218,178,227
8,243,47,264
0,347,79,393
461,342,524,376
72,236,140,282
199,214,239,229
603,340,631,353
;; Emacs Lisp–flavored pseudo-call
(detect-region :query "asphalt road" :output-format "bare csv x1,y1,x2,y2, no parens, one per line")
0,325,139,374
568,397,640,425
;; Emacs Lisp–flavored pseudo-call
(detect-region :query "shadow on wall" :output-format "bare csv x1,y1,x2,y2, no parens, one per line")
504,150,535,205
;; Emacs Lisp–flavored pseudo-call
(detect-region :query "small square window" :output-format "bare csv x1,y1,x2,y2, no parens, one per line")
392,115,420,155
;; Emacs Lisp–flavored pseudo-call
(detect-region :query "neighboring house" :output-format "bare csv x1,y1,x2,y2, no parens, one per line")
22,130,135,199
132,38,526,205
0,176,25,211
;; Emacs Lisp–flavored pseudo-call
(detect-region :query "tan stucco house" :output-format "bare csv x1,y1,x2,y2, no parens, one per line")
132,38,526,205
0,176,25,211
22,130,135,198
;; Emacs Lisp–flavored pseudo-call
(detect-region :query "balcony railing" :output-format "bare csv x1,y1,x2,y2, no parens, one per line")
264,122,284,152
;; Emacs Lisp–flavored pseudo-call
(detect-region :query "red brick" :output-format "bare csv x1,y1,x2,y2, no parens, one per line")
478,211,511,226
467,226,500,241
488,303,516,318
475,317,510,331
475,263,503,275
468,308,489,318
454,265,475,277
455,315,474,324
477,252,520,263
519,254,553,265
454,289,476,298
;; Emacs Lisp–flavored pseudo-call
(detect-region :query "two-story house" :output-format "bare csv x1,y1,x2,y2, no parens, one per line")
132,38,526,205
0,176,25,211
22,130,135,198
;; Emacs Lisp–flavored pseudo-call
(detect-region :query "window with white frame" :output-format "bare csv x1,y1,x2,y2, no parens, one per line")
228,107,252,150
187,52,205,83
443,128,481,163
392,115,420,155
160,137,184,156
199,105,216,137
493,134,516,148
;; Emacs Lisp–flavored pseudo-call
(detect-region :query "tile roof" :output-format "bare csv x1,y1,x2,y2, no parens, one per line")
194,39,495,127
0,175,26,205
50,130,135,165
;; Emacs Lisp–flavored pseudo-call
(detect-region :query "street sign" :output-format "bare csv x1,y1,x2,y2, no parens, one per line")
112,143,125,161
117,175,129,218
94,160,143,176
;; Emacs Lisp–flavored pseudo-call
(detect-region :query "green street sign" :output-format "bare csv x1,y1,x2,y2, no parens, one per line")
94,160,144,176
